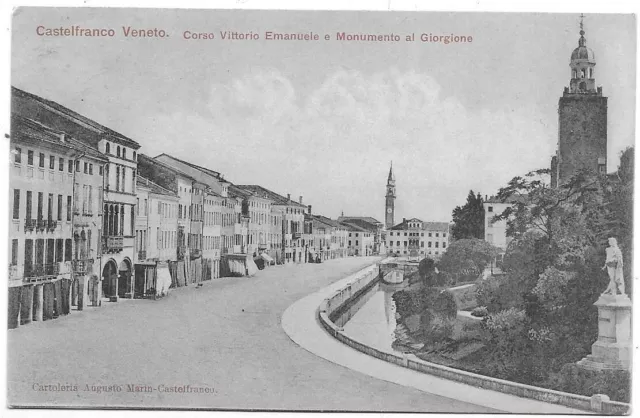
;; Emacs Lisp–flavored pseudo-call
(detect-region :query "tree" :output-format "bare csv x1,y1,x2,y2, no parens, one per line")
418,257,436,285
451,190,485,240
437,238,499,283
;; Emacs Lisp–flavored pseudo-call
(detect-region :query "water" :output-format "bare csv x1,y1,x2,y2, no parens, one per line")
337,281,402,353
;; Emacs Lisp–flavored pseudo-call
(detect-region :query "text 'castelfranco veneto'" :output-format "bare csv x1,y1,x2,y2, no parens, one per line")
35,26,473,44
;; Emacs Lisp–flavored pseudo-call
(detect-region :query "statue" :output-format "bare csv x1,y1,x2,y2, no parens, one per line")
601,237,625,296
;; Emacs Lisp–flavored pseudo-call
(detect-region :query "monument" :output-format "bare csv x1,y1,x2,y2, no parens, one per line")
577,238,631,371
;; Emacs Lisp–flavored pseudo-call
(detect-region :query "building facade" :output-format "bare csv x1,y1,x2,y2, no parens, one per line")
386,218,450,259
8,115,77,327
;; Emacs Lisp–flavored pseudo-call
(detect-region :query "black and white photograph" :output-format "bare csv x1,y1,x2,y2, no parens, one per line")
2,3,637,414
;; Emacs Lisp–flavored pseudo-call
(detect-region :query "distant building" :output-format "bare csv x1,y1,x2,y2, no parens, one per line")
342,222,374,256
337,216,383,253
483,196,512,253
386,218,450,259
551,17,607,187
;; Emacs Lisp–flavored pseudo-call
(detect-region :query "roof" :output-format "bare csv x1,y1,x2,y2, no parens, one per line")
389,219,449,232
341,222,371,233
137,175,179,198
139,153,200,183
12,86,140,149
11,114,75,150
235,185,307,208
484,194,528,204
337,216,382,225
155,153,223,179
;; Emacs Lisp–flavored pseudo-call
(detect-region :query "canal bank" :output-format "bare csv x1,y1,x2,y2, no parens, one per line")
281,261,593,414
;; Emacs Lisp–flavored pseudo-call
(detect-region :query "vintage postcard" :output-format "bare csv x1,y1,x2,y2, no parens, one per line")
4,6,636,414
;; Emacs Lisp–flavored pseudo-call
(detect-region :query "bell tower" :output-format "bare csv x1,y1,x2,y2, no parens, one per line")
553,14,608,187
385,162,396,229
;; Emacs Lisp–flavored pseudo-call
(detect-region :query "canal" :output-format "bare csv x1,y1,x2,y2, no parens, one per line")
336,280,403,353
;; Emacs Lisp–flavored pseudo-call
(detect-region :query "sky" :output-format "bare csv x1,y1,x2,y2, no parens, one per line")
10,8,636,222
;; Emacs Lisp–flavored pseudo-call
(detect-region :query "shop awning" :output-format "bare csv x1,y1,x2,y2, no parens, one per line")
260,253,274,263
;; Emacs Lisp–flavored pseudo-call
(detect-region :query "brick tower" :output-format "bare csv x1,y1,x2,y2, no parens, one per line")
552,15,607,187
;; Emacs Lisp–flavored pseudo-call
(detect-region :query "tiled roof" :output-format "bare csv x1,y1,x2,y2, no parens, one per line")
340,222,370,233
154,153,222,179
137,175,179,198
337,216,382,225
12,86,140,149
235,185,306,208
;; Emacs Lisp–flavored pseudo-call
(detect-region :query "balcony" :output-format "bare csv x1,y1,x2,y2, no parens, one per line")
73,259,93,275
24,218,36,232
292,232,302,240
102,236,124,253
24,263,60,282
46,220,57,232
36,219,47,232
190,248,201,260
138,250,147,260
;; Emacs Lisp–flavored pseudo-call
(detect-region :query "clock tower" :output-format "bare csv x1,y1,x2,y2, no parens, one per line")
385,162,396,229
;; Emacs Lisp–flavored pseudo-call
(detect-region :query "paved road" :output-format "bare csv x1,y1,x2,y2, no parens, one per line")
7,256,495,412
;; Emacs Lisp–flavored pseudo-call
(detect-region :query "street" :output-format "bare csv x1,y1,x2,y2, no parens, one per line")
7,256,495,412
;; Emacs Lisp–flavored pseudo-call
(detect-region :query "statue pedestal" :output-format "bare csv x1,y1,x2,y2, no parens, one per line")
577,294,632,371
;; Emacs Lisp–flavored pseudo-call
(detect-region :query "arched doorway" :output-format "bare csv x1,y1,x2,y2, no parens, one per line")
118,258,132,298
102,259,118,300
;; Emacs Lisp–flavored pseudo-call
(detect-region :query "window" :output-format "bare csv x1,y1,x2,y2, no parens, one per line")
83,162,88,174
11,239,18,265
428,242,432,247
123,148,127,159
37,192,43,220
58,157,64,171
99,165,103,176
65,238,72,261
66,196,72,221
436,233,439,237
14,147,21,163
56,239,64,262
356,240,359,246
68,159,73,173
443,242,447,248
88,163,93,175
443,233,447,238
57,195,62,221
105,142,110,153
133,151,136,160
25,191,32,220
75,160,80,172
27,150,34,165
488,206,493,213
38,153,45,168
117,146,121,157
47,194,53,221
435,242,439,248
12,189,19,219
49,155,55,170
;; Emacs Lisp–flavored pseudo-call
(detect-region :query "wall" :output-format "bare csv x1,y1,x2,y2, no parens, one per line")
317,262,630,415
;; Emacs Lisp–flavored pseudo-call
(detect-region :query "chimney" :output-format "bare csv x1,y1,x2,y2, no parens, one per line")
299,195,303,204
287,193,291,201
307,205,312,214
485,195,488,201
403,218,406,223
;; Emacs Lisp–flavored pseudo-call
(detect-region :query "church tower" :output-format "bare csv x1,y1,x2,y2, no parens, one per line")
552,15,607,187
385,162,396,229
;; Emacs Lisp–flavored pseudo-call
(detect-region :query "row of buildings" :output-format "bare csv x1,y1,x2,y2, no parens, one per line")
7,87,383,329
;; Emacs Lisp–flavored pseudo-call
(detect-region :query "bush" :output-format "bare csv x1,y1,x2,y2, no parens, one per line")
433,290,458,319
423,315,455,341
481,308,526,344
471,306,488,317
546,363,631,403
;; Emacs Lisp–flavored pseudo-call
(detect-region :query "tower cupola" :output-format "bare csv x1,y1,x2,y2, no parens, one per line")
568,14,598,94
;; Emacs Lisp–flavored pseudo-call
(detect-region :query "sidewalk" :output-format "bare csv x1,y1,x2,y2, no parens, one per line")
281,273,587,414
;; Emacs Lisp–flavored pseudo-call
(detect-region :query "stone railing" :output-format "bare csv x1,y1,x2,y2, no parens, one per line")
317,261,630,415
